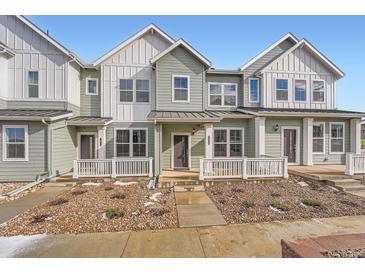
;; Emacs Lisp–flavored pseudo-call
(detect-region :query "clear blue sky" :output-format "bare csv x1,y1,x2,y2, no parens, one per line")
27,15,365,111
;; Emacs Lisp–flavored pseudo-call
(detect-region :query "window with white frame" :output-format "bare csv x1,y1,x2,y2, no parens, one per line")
3,125,28,161
249,78,259,103
276,79,288,101
172,76,189,102
119,79,150,103
120,79,134,102
28,71,39,98
86,78,98,95
209,83,237,107
136,80,149,102
330,123,344,153
313,80,325,102
115,129,147,157
294,79,306,101
313,122,325,153
213,128,243,157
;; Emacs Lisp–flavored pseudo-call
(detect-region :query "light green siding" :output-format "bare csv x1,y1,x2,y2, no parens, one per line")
246,118,256,157
80,69,101,117
156,46,204,111
0,98,6,109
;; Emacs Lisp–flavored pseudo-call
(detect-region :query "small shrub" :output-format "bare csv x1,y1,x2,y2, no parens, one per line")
104,187,113,191
241,201,254,208
71,190,87,196
232,188,245,193
270,203,287,211
271,193,281,198
302,199,321,207
30,214,51,224
48,198,68,206
217,198,226,204
150,207,169,217
105,208,123,219
110,193,126,199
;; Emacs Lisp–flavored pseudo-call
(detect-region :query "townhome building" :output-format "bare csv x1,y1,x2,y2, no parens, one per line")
0,15,363,182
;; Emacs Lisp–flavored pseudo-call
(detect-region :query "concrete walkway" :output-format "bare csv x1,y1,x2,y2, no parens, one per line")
175,191,226,228
3,214,365,258
0,185,71,224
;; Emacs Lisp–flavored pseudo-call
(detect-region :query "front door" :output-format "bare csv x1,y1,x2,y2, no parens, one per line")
283,129,297,164
173,135,189,169
80,134,96,159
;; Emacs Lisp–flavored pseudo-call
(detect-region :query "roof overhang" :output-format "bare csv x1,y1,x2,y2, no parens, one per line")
207,69,243,75
0,43,15,58
0,110,73,121
66,116,113,126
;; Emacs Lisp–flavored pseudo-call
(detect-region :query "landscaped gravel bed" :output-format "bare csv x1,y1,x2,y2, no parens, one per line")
206,175,365,224
322,248,365,258
0,182,40,205
0,180,177,236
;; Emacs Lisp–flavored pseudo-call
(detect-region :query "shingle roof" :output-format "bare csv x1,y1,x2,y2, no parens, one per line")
0,109,73,121
67,116,113,126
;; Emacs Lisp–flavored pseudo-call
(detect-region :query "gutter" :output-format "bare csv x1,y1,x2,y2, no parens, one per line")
41,118,52,178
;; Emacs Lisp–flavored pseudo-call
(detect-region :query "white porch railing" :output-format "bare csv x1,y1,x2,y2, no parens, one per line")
345,153,365,176
199,157,288,180
73,157,153,179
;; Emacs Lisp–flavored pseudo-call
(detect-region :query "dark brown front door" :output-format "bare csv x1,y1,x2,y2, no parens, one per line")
283,129,297,164
80,134,95,159
173,135,189,169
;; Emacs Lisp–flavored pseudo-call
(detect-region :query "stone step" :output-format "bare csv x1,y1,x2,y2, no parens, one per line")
327,178,361,186
174,185,205,192
336,184,365,192
327,178,365,191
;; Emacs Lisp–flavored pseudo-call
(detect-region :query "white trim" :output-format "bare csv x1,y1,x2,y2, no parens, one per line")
312,122,325,154
312,79,326,103
208,82,238,107
171,132,191,169
2,125,29,162
248,78,260,103
275,78,289,102
293,78,308,103
113,128,149,158
281,126,301,165
85,77,99,95
77,132,97,160
213,127,244,158
172,75,190,103
329,122,345,154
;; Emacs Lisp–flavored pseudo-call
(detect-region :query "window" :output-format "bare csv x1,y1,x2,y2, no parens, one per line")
213,128,243,157
330,123,344,153
313,122,325,153
209,83,237,107
294,79,306,101
136,80,149,103
249,78,259,103
172,75,189,102
115,129,147,157
119,79,150,103
28,71,39,98
3,125,28,161
313,80,325,102
86,78,98,95
120,79,134,102
276,79,288,101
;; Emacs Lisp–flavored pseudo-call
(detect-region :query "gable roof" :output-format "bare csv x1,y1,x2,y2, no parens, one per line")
16,16,84,68
257,39,345,78
239,33,298,71
150,39,212,67
93,23,175,67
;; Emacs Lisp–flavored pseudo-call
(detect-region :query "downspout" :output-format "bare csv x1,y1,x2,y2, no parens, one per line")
41,118,52,177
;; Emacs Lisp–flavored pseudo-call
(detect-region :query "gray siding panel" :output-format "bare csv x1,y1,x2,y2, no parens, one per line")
0,98,6,109
80,69,101,116
6,100,68,110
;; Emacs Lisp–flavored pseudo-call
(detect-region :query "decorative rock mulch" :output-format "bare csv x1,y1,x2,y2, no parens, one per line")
322,248,365,258
0,182,45,205
206,175,365,224
0,180,177,236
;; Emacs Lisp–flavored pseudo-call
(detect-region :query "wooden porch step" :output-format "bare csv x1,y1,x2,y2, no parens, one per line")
327,178,365,191
174,185,205,192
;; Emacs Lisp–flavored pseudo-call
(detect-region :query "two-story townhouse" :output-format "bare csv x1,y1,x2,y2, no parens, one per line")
0,15,364,182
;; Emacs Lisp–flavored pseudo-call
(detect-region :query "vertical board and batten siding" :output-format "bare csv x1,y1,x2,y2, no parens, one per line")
242,40,295,107
67,62,81,111
0,55,8,99
264,46,336,109
0,121,47,181
156,46,204,111
80,69,101,116
101,32,171,121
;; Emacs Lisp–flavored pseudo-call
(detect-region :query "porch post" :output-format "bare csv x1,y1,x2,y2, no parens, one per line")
204,123,213,158
303,118,314,166
97,126,107,159
154,122,161,176
350,118,361,154
255,117,266,157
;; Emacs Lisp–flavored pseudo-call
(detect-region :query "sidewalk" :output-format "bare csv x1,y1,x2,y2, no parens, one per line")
2,214,365,258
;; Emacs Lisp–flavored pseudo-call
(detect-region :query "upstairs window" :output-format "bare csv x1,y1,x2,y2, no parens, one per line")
120,79,134,102
330,123,344,153
313,80,325,102
213,128,243,157
119,79,150,103
294,79,306,101
86,78,98,95
3,125,28,161
28,71,39,98
249,78,259,103
276,79,288,101
313,122,325,153
209,83,237,107
136,80,150,103
172,75,189,102
115,129,147,157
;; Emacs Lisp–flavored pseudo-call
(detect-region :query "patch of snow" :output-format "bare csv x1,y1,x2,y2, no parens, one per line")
113,181,138,186
149,192,163,202
269,205,283,213
147,179,155,190
297,181,309,187
101,213,108,220
0,234,47,258
144,201,155,207
82,182,102,186
131,211,140,216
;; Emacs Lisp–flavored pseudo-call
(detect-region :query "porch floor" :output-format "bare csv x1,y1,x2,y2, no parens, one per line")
288,165,349,181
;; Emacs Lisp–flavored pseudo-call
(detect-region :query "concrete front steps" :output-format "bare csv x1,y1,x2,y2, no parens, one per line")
327,178,365,192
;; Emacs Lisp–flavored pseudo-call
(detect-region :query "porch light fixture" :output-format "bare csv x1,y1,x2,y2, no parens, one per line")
274,124,279,132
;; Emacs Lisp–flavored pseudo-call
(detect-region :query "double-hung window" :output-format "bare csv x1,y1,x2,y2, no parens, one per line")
28,71,39,98
276,79,288,101
136,80,149,102
313,122,325,153
119,79,150,103
294,79,306,101
209,83,237,107
3,125,28,161
213,128,243,157
313,80,325,102
249,78,259,103
330,123,344,153
172,75,189,102
115,129,147,157
86,78,98,95
120,79,134,102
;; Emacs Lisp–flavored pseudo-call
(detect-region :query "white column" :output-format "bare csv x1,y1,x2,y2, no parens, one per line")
205,123,213,158
154,123,161,176
255,117,266,157
303,118,314,166
350,118,361,154
97,126,107,159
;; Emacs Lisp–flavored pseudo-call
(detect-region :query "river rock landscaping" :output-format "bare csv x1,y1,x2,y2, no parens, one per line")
0,182,44,205
0,180,177,236
206,175,365,224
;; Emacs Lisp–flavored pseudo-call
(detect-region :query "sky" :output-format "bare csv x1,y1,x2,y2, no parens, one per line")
27,15,365,111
